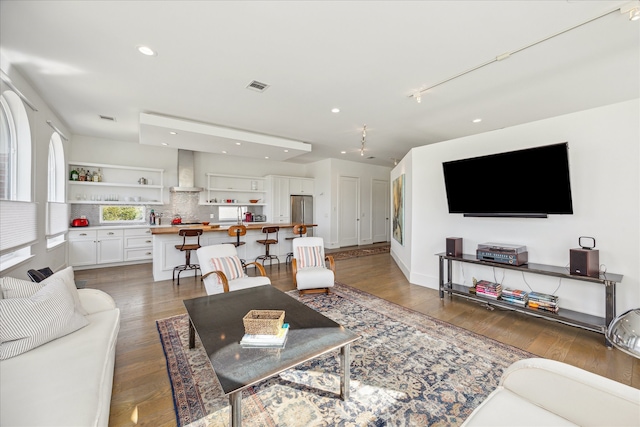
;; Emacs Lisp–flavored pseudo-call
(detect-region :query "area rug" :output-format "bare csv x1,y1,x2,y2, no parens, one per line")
330,244,390,260
157,283,532,427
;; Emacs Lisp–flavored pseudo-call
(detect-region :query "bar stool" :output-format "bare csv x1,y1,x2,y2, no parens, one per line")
228,224,247,269
173,228,203,285
255,226,280,268
286,224,307,264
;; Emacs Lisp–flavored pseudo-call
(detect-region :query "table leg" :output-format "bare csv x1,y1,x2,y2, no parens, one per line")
605,280,616,348
189,319,195,349
340,344,351,400
229,391,242,427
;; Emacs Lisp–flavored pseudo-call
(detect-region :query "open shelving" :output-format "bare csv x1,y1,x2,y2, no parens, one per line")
203,173,266,206
68,161,164,205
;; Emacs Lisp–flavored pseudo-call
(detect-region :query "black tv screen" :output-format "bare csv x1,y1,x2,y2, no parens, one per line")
442,142,573,218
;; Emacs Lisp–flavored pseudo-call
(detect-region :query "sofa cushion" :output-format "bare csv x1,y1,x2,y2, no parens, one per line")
1,267,87,315
1,276,43,298
0,307,120,427
0,279,89,360
296,245,325,268
210,255,245,283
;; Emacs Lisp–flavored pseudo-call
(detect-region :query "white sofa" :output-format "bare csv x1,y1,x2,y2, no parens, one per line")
462,358,640,427
0,287,120,427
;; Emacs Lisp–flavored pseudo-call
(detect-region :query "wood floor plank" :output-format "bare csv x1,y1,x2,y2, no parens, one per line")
74,250,638,427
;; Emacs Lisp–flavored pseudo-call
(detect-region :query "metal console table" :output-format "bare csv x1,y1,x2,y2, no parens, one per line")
437,253,623,347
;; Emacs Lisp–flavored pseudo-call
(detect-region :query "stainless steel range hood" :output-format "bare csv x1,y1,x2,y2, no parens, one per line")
170,149,203,192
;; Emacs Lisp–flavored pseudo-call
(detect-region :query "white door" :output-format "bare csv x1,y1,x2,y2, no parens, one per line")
339,176,359,247
372,179,389,243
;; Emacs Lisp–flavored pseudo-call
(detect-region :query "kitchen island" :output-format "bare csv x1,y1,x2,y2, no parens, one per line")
150,223,313,282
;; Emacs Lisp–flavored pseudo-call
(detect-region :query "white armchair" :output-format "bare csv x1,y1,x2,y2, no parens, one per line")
196,244,271,295
292,237,335,294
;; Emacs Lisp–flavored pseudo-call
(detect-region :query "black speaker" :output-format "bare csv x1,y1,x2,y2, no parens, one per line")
570,248,599,278
446,237,462,257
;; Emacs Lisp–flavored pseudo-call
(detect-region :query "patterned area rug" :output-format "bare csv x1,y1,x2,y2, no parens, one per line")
330,244,390,260
157,283,532,427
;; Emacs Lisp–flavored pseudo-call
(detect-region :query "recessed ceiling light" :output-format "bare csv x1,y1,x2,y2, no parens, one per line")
169,131,177,135
137,45,157,56
472,118,482,123
331,108,340,113
284,149,289,153
161,142,168,146
265,156,269,159
341,151,347,154
235,142,241,146
222,150,227,154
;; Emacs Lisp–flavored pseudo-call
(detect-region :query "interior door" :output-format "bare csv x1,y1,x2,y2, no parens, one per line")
372,179,389,243
339,176,359,247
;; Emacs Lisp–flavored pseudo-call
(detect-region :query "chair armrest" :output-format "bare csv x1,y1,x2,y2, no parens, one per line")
244,261,267,277
291,259,298,286
325,255,335,273
202,270,229,293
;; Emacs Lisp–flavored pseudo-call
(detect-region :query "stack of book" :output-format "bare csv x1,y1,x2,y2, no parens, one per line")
527,292,559,313
501,288,528,307
240,323,290,348
475,280,502,299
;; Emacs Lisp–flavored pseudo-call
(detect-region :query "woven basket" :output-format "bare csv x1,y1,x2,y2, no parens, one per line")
243,310,285,335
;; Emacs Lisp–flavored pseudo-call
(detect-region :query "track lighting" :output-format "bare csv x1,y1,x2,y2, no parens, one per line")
410,3,638,102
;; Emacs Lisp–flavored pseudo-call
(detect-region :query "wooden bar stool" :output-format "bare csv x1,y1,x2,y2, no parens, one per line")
173,228,203,285
286,224,307,264
255,226,280,268
228,224,247,269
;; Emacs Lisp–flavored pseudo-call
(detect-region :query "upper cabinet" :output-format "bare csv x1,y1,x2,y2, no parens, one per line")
68,162,164,205
289,177,314,195
203,174,266,206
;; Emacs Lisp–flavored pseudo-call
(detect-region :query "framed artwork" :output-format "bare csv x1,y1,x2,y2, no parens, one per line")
393,174,404,245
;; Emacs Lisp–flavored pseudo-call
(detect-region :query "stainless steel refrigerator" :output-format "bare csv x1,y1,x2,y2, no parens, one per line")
290,195,313,236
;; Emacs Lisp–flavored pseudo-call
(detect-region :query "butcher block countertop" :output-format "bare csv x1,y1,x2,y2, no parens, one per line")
150,223,315,235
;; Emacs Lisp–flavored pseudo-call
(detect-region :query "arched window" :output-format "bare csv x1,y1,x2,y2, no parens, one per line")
0,90,36,271
47,132,68,248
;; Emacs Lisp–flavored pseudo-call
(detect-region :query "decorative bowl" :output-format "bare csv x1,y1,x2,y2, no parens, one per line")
202,221,210,226
249,199,260,203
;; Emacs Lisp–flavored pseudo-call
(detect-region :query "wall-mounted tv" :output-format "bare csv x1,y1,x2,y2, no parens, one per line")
442,142,573,218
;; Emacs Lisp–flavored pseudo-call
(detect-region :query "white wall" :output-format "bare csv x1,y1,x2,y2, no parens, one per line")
1,64,72,277
393,99,639,316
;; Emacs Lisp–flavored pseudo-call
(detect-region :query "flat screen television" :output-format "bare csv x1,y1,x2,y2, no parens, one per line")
442,142,573,218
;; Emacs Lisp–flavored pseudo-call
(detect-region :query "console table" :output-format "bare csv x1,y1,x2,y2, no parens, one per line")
436,253,623,347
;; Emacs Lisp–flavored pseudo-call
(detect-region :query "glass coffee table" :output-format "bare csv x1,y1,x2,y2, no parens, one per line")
183,285,360,427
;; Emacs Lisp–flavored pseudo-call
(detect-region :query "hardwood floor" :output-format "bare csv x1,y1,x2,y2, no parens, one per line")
76,250,640,427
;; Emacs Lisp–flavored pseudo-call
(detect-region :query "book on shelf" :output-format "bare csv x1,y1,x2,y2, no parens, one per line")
240,323,289,348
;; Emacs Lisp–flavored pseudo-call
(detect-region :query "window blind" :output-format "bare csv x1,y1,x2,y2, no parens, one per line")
46,201,68,237
0,200,37,253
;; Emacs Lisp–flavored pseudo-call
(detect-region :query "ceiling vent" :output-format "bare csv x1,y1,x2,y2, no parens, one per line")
246,80,270,92
99,115,116,122
367,156,375,160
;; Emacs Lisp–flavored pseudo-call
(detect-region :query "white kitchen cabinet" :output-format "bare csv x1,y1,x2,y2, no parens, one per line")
270,176,290,222
68,227,152,267
124,228,153,261
289,177,314,195
97,229,124,264
68,161,164,205
68,230,97,266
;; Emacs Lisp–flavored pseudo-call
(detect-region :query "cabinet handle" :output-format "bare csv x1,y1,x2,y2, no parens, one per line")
145,240,151,243
79,233,87,236
145,252,152,255
107,232,114,235
145,230,150,234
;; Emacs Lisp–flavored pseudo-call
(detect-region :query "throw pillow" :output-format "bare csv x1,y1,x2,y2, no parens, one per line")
210,256,245,283
1,277,43,299
0,278,89,360
41,266,88,315
296,246,325,268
